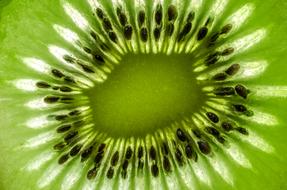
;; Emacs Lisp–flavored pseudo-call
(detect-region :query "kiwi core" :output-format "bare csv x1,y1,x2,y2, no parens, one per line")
86,53,205,137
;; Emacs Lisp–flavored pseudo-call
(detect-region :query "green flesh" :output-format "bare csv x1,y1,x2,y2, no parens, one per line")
86,53,204,137
0,0,287,190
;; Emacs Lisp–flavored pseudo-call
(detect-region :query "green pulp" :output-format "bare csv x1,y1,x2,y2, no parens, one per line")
86,53,205,136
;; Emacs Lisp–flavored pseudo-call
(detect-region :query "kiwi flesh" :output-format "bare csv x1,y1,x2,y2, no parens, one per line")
1,0,287,190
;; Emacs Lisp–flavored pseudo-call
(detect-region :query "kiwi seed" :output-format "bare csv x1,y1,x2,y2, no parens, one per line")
225,64,240,75
9,1,276,189
178,22,192,42
36,81,51,88
235,84,249,99
214,87,235,96
198,141,211,154
206,112,219,123
168,5,178,21
197,27,208,41
176,128,187,141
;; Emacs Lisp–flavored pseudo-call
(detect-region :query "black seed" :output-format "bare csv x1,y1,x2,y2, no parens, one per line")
225,64,240,76
64,76,76,83
81,146,93,162
79,64,95,73
53,142,66,150
214,87,235,96
98,143,106,153
209,32,220,43
63,55,75,64
206,127,220,137
122,159,129,170
206,57,219,66
197,27,208,41
94,153,104,164
221,24,233,34
149,146,156,160
186,11,195,22
175,148,183,165
90,31,99,41
245,110,254,117
205,52,219,66
154,27,161,41
168,5,178,21
70,144,82,156
55,114,68,121
87,167,97,180
163,156,171,172
117,11,127,26
216,136,226,144
138,10,145,27
198,141,211,155
205,17,212,26
176,128,187,141
178,22,192,42
236,127,248,135
69,110,80,116
106,167,114,179
73,120,84,127
151,164,159,177
221,122,233,131
138,146,144,158
103,17,112,31
125,146,133,159
185,144,193,159
212,73,228,81
58,154,69,164
111,151,119,166
235,84,249,99
166,22,174,36
96,8,104,19
94,54,105,64
140,27,148,42
59,86,72,92
221,47,234,56
83,47,92,54
116,7,121,15
57,124,71,133
52,86,60,90
124,25,133,40
193,129,202,138
121,170,127,179
155,4,162,25
64,131,78,143
44,96,60,103
162,142,169,155
36,81,50,88
206,112,219,123
52,69,64,78
108,31,118,43
138,160,144,169
206,52,220,61
60,97,73,101
233,104,247,112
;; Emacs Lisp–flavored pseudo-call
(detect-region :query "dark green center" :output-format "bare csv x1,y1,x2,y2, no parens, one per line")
86,53,205,137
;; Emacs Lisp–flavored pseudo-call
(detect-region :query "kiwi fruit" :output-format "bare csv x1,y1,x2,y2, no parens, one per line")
0,0,287,190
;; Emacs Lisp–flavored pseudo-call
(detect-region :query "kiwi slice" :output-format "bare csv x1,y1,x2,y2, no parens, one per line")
1,0,287,190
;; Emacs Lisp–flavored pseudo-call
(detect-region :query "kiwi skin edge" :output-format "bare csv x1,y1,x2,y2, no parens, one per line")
0,0,287,190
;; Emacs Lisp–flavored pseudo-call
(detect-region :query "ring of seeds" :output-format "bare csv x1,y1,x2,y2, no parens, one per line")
17,0,274,188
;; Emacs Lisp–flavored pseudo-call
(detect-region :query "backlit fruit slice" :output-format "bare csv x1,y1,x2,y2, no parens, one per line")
0,0,287,190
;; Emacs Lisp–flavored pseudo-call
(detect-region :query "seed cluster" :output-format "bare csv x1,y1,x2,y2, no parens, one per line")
30,1,257,183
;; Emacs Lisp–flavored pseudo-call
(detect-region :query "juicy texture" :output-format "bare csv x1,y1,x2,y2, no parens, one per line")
0,0,287,190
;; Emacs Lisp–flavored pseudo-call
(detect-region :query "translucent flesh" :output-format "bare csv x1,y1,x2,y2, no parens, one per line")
0,0,287,190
